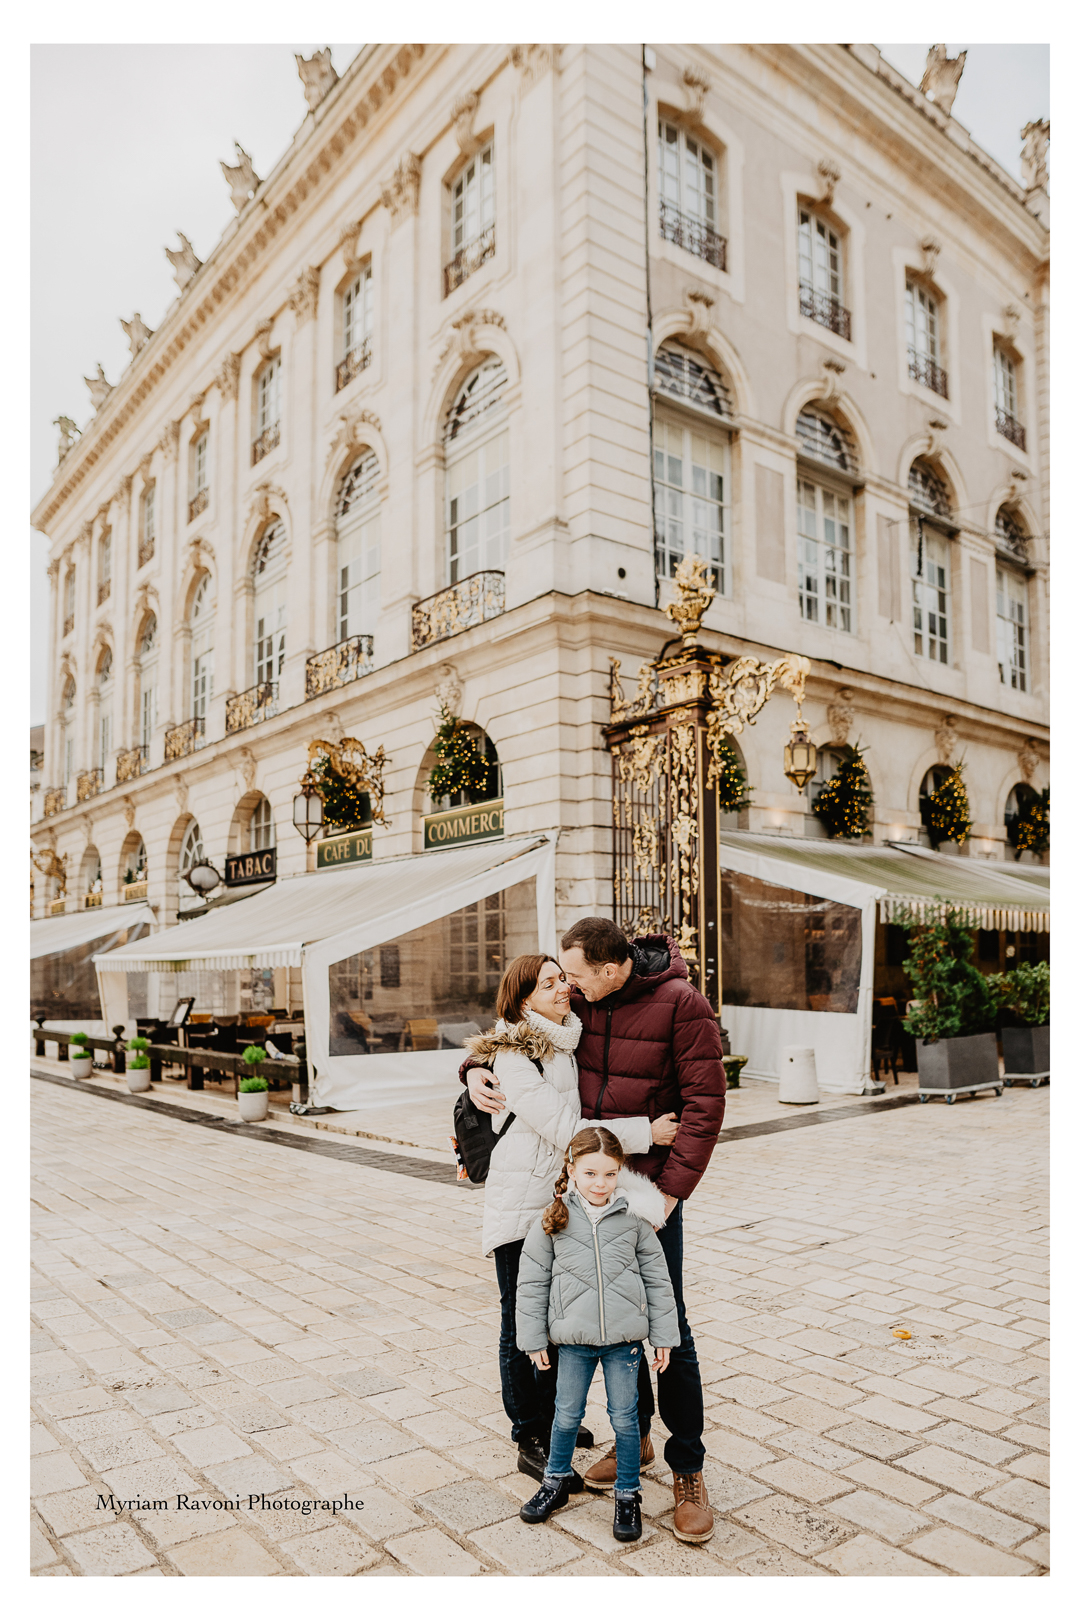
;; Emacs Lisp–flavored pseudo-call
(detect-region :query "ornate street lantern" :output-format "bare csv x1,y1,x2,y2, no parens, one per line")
292,767,325,844
783,718,819,791
184,858,221,895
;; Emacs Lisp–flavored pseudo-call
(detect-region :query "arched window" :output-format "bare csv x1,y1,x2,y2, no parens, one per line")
178,821,205,912
248,796,275,852
657,121,724,269
908,461,952,664
138,616,158,750
124,838,147,885
97,649,114,773
61,677,76,785
336,453,381,641
430,724,502,811
444,360,509,583
1004,782,1039,851
190,575,215,727
652,345,730,593
796,407,856,633
81,846,102,899
919,765,953,834
995,506,1028,563
252,523,287,686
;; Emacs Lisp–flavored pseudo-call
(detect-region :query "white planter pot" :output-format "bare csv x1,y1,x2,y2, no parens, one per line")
126,1067,152,1093
238,1089,269,1122
70,1057,94,1080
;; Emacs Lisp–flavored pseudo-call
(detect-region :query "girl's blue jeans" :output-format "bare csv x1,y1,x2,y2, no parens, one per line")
545,1342,644,1492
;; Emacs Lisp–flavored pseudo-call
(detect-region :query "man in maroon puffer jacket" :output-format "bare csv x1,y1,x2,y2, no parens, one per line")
464,916,726,1543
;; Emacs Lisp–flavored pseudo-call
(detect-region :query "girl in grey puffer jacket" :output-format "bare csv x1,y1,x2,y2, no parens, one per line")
515,1126,679,1543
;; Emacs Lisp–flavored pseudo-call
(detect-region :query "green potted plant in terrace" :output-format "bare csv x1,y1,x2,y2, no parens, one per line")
69,1033,94,1080
239,1046,270,1121
900,903,1001,1103
996,961,1050,1088
126,1036,152,1093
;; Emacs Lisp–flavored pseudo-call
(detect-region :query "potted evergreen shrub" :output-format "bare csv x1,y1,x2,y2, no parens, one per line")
239,1046,270,1121
997,962,1050,1088
900,904,1002,1103
126,1036,152,1092
69,1033,94,1080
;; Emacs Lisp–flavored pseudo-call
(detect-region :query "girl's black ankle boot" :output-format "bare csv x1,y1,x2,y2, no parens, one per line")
520,1475,573,1523
613,1491,643,1542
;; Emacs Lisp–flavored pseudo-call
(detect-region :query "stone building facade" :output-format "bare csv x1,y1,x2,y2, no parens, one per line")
31,43,1049,944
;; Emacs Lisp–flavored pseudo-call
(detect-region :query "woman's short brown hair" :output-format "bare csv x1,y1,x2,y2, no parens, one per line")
497,953,561,1024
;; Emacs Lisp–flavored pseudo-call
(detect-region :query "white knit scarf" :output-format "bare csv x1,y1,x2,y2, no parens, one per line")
524,1007,582,1053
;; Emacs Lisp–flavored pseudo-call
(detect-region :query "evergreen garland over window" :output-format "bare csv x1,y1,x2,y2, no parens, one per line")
311,755,371,833
1011,787,1049,858
812,743,873,839
712,739,752,813
427,706,495,802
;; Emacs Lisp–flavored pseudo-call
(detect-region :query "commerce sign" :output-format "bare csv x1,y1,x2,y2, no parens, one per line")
223,848,277,886
316,826,373,869
423,798,504,850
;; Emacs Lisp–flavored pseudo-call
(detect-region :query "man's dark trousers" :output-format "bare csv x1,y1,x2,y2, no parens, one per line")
634,1201,705,1473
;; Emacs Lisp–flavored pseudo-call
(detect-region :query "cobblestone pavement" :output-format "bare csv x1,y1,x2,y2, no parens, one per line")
31,1076,1049,1577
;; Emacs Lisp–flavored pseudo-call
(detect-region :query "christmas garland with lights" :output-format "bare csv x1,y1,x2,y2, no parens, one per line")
712,739,752,814
812,743,873,840
925,761,973,849
426,706,492,802
311,755,371,833
1011,788,1049,858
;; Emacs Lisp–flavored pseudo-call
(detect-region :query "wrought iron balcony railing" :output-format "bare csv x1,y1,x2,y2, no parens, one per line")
116,744,148,784
799,284,852,342
188,487,209,523
908,349,949,398
412,571,506,651
444,225,496,296
76,767,102,802
658,200,727,272
43,787,66,817
996,408,1026,452
252,422,280,465
306,635,374,699
138,537,155,568
63,615,74,638
226,681,278,733
123,879,148,903
165,716,206,761
84,891,103,908
97,579,110,605
336,341,372,393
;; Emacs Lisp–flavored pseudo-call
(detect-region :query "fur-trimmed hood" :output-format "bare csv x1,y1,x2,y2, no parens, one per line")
565,1167,668,1230
466,1020,556,1065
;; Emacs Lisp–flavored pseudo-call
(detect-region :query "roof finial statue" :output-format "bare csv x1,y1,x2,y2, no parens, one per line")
1021,118,1050,191
919,44,967,117
83,363,113,411
296,47,338,111
221,142,260,212
54,416,81,462
165,232,202,290
120,312,154,359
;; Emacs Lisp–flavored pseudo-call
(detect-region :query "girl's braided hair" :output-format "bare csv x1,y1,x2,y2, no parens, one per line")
541,1125,626,1234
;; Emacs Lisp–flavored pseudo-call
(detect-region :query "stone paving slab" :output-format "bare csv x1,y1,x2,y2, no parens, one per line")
31,1075,1049,1576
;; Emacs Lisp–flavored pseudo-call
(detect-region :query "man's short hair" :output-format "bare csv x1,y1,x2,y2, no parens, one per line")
561,916,631,969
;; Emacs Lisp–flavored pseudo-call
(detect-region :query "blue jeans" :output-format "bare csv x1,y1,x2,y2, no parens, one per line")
546,1342,644,1492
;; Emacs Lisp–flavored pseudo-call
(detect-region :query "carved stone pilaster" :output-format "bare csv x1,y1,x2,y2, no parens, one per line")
380,152,421,223
287,266,320,326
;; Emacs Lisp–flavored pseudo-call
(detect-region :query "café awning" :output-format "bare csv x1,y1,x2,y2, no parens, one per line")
31,901,156,959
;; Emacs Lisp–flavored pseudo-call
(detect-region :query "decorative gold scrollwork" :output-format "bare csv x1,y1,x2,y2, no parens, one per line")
706,654,810,784
632,813,659,872
308,735,392,827
662,554,716,646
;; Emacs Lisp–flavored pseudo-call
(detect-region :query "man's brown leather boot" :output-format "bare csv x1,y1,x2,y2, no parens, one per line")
672,1472,714,1542
582,1433,654,1491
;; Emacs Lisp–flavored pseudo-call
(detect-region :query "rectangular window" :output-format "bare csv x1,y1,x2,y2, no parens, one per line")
63,569,75,633
99,709,112,772
996,567,1028,691
911,523,950,663
797,477,852,631
447,427,509,582
993,348,1017,418
64,732,73,785
652,415,728,593
798,210,842,301
720,870,862,1014
258,360,281,433
193,433,208,494
141,678,156,748
99,532,111,591
658,122,716,228
342,268,373,359
143,485,156,543
255,606,286,686
339,511,381,642
192,652,213,721
906,282,939,362
453,145,495,253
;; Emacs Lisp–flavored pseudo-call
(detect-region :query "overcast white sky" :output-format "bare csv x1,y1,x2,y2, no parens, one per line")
28,41,1049,723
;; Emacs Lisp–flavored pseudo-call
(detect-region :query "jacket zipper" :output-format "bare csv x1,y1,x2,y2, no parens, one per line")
591,1217,606,1340
593,1006,614,1118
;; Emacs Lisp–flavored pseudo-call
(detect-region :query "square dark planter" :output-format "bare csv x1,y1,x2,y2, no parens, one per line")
1002,1024,1049,1085
916,1032,1000,1103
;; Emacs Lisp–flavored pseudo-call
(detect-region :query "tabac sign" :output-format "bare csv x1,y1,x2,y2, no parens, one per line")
223,848,277,886
316,826,373,869
424,798,504,850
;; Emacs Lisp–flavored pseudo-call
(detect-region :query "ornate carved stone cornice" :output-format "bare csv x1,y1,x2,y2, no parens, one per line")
451,91,481,155
326,408,383,472
338,220,363,271
254,319,276,361
34,44,427,531
434,308,506,376
682,67,710,121
682,287,714,350
817,158,841,206
380,151,421,223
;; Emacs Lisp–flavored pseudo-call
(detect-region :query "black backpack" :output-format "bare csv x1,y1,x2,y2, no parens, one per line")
450,1057,542,1183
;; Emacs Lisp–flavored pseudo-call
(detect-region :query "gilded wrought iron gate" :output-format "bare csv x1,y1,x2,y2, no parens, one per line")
605,556,809,1012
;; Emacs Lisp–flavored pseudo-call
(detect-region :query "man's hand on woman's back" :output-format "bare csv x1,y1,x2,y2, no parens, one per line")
467,1067,506,1114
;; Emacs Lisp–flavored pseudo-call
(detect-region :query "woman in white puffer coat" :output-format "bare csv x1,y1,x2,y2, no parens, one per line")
465,953,678,1487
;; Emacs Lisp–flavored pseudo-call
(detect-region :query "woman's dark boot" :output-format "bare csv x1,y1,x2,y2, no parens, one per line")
520,1474,573,1523
517,1435,584,1491
613,1490,643,1542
